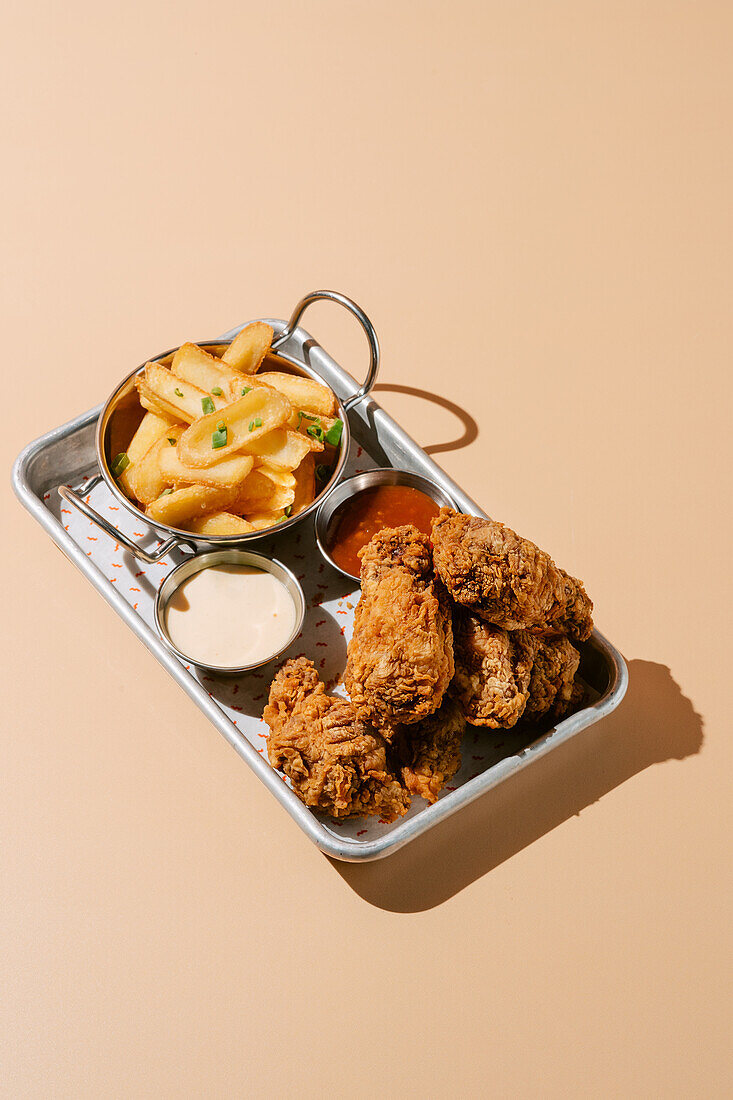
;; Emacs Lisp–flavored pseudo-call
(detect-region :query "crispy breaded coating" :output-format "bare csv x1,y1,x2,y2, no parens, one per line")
263,658,410,821
344,525,454,728
524,635,581,722
451,611,537,728
431,509,593,642
395,696,465,804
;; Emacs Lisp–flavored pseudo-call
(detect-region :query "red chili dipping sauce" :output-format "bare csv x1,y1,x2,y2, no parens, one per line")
326,484,440,577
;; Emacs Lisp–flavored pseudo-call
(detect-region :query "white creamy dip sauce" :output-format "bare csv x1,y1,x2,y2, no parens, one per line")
165,564,296,667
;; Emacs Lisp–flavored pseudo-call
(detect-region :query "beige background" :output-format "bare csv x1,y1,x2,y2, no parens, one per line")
2,2,732,1096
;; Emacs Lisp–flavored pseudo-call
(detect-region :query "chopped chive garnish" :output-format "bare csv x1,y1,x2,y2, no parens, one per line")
324,419,343,446
160,488,174,497
315,464,329,481
307,424,325,442
298,410,319,424
216,419,226,431
248,420,254,432
241,385,252,396
174,387,184,398
249,417,262,431
284,505,292,517
201,395,215,415
211,386,223,396
111,452,130,477
167,437,176,445
212,427,227,449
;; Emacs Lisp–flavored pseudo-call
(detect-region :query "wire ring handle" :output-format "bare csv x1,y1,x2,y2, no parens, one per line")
271,289,380,412
57,484,187,564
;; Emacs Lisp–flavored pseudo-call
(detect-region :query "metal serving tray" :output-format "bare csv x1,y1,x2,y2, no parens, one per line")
12,315,628,862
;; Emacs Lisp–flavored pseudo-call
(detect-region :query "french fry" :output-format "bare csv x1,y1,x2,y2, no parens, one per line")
170,342,242,397
136,362,228,424
146,484,236,527
221,321,273,374
116,411,176,497
244,510,288,531
286,408,338,436
259,463,296,492
184,512,256,536
177,387,291,467
158,437,254,489
257,371,337,417
128,435,180,504
244,427,316,470
292,452,315,515
232,469,295,515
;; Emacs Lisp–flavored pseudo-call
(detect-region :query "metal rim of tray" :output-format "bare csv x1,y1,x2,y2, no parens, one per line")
12,310,629,862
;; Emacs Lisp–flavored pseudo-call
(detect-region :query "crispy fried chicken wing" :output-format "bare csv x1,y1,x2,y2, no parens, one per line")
263,657,410,821
394,696,465,804
524,635,581,722
431,509,593,642
344,525,454,728
451,611,536,728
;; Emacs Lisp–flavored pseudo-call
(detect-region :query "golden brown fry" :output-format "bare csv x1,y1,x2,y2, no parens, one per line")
244,510,288,531
135,362,228,424
232,468,295,514
116,411,176,498
259,463,296,491
128,435,178,505
220,321,273,374
184,512,256,536
177,387,291,468
244,427,315,469
258,371,337,417
292,452,315,515
286,409,338,437
158,436,254,490
170,342,242,396
145,484,236,527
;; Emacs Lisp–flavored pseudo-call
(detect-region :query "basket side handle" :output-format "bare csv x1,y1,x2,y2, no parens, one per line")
271,290,380,412
58,485,183,564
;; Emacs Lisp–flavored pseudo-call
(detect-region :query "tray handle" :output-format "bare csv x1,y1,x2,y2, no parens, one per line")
58,485,185,564
271,290,380,412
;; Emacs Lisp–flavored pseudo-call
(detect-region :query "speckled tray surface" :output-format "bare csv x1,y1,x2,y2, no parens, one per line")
13,317,628,861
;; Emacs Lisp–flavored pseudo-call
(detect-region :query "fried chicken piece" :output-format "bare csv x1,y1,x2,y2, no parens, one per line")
431,509,594,642
524,635,581,722
263,657,410,821
394,696,465,804
451,610,537,728
344,525,454,728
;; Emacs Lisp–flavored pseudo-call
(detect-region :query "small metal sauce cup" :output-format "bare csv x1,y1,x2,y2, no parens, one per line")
314,468,458,582
153,549,305,676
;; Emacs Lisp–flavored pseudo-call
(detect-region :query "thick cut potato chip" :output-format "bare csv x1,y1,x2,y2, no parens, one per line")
257,371,337,417
146,484,236,527
136,362,228,424
170,343,242,397
158,438,253,489
177,387,291,467
244,427,315,470
221,322,273,374
292,452,316,515
116,411,176,497
184,512,256,536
